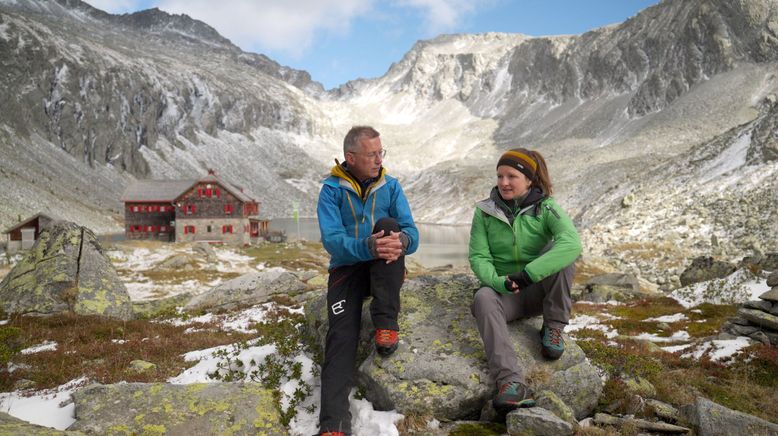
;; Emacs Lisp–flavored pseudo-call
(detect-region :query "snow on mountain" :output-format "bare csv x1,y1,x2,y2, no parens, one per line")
0,0,776,272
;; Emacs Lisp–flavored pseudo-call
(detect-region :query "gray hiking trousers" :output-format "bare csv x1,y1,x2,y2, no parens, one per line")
470,263,575,389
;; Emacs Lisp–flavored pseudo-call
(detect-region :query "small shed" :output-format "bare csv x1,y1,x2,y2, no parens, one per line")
3,213,54,254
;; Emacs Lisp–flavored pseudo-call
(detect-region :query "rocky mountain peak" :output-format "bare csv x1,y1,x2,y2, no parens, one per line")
111,7,233,48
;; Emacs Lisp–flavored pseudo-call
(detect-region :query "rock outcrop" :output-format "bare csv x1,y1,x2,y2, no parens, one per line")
68,382,285,435
680,256,738,287
682,397,778,436
0,221,132,320
184,269,307,312
305,273,602,422
720,278,778,346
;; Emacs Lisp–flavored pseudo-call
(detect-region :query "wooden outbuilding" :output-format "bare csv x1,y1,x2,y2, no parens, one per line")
2,213,54,254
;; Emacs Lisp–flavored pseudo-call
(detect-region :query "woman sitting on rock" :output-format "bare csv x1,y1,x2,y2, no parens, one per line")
468,147,582,415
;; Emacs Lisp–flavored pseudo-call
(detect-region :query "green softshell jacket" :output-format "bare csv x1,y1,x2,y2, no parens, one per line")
468,195,582,294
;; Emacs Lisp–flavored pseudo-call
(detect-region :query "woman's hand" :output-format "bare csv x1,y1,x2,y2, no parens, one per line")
504,276,520,293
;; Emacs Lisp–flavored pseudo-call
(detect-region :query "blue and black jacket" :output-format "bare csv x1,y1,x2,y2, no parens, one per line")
317,163,419,269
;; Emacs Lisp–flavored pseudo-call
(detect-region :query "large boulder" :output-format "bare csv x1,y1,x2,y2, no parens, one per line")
184,268,308,312
576,273,646,303
682,397,778,436
304,273,602,422
68,382,286,435
679,256,737,287
0,221,132,320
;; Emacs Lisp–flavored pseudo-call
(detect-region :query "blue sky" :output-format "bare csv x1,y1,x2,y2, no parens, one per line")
88,0,660,90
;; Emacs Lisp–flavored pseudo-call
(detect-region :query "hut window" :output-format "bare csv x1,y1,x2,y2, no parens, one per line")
222,225,233,234
224,204,233,215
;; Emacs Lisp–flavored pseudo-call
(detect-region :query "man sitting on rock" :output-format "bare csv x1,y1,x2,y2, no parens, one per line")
316,125,419,436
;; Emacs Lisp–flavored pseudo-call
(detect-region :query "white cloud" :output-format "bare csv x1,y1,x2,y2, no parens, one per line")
396,0,484,34
155,0,372,57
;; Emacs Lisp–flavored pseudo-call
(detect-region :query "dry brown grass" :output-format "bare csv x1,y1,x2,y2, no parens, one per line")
395,413,435,434
575,295,778,425
0,313,256,392
573,259,612,286
241,241,329,272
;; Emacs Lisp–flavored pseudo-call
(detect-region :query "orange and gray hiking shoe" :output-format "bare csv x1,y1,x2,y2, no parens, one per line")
540,325,565,360
494,381,535,415
375,329,399,356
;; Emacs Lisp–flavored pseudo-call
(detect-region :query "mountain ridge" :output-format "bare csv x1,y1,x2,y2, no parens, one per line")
0,0,776,268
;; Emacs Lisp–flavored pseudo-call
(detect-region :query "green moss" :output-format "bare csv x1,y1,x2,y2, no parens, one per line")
449,422,506,435
0,326,22,365
141,424,166,435
683,303,737,338
106,424,132,435
75,288,112,315
577,339,663,379
610,297,685,320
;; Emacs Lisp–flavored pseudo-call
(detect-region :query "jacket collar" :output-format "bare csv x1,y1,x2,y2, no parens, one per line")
478,186,546,224
330,160,386,199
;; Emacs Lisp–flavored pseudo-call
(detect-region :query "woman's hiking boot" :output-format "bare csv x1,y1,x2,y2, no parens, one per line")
493,381,535,415
540,325,565,360
375,329,398,356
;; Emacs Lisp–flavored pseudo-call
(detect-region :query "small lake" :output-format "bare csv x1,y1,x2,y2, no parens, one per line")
268,218,470,269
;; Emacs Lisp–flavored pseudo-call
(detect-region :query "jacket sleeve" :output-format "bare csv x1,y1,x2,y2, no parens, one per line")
390,181,420,255
317,184,373,264
468,209,510,294
523,199,582,282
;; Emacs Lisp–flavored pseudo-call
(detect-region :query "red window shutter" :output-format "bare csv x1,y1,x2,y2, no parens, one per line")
193,205,196,214
206,189,212,197
215,188,220,197
198,189,202,197
192,226,196,234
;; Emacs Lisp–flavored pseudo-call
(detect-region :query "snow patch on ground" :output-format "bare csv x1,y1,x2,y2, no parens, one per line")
632,331,691,343
682,337,752,362
670,269,770,308
20,341,57,355
567,314,619,339
0,377,88,430
644,313,688,323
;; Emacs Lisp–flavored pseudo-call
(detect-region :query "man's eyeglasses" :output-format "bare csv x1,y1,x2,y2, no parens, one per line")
349,149,386,159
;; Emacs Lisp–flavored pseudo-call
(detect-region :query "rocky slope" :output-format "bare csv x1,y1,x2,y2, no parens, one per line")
0,0,332,231
0,0,776,274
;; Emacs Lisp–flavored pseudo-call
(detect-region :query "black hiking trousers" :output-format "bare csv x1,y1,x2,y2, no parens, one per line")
319,217,405,435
